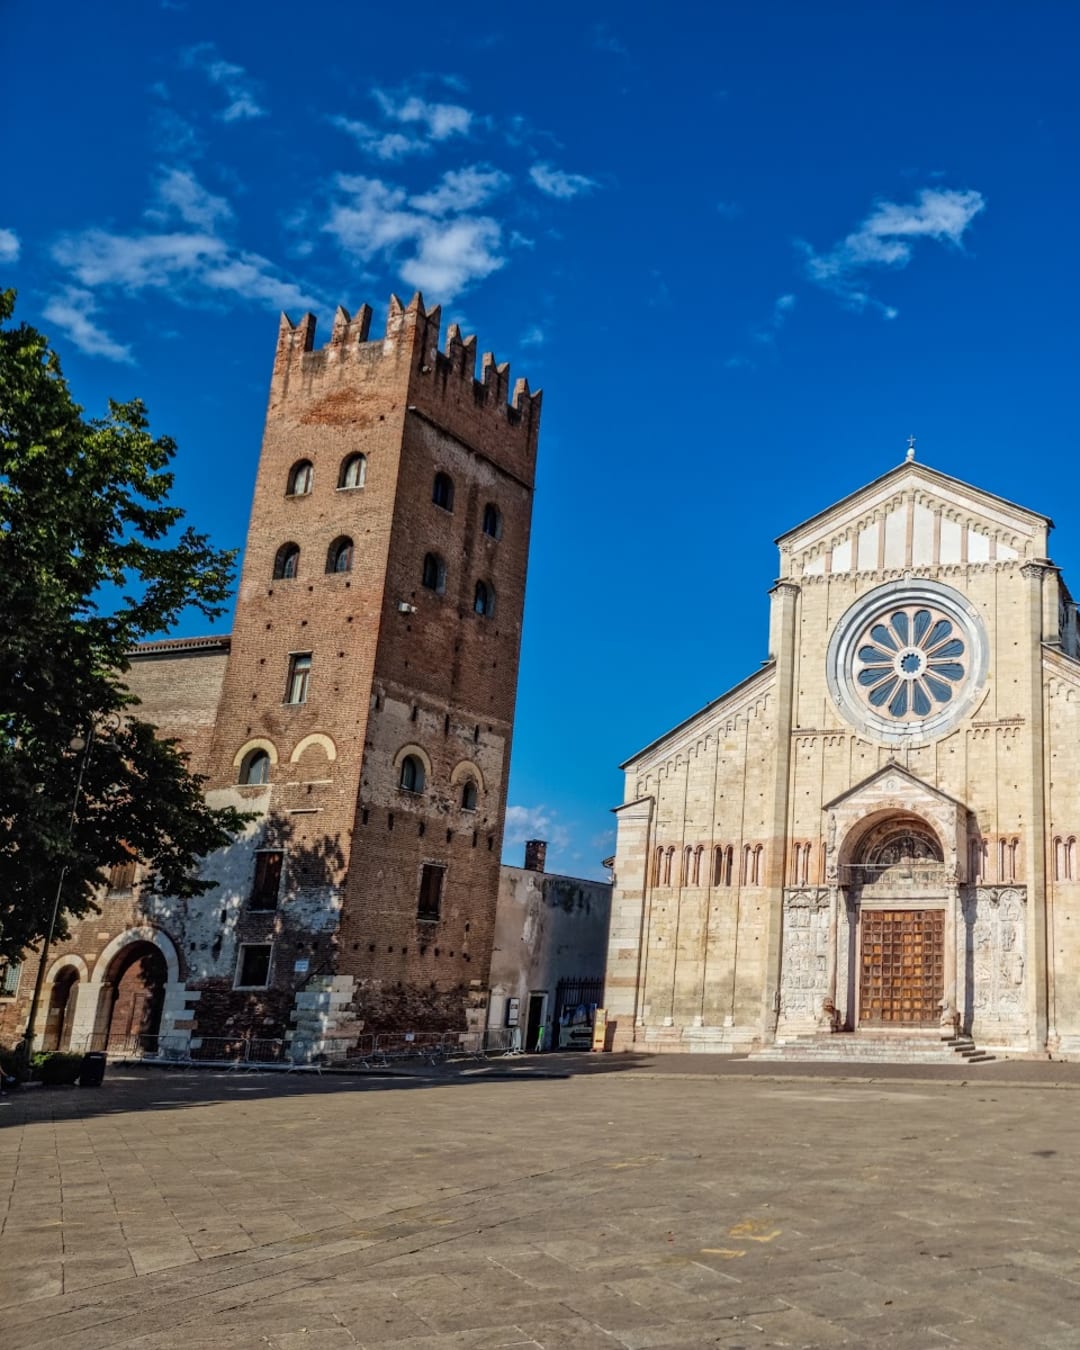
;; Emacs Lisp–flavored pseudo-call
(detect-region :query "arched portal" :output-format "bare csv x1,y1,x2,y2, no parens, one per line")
42,967,80,1051
96,942,168,1051
842,811,949,1029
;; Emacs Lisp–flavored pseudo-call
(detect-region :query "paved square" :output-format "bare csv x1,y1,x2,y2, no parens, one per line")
2,1059,1080,1347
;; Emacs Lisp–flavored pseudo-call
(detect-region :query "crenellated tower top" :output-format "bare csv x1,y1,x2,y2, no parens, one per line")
271,292,542,457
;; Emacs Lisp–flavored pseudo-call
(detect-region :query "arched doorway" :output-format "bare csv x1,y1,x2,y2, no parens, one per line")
99,942,168,1051
42,967,80,1051
845,813,948,1028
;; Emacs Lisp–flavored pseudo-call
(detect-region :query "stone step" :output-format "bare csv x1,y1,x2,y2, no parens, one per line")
752,1033,995,1065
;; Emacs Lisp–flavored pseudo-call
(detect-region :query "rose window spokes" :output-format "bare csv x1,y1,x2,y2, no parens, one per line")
854,607,967,720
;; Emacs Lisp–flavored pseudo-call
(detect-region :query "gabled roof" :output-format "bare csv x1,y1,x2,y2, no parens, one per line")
776,459,1052,548
822,760,969,814
620,662,774,769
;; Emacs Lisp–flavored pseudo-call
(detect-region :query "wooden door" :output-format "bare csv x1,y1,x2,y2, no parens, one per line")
860,909,944,1025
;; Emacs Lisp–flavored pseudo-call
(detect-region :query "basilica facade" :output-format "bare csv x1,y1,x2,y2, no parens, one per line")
605,457,1080,1057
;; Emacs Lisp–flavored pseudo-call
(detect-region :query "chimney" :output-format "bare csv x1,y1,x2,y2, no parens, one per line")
524,839,547,873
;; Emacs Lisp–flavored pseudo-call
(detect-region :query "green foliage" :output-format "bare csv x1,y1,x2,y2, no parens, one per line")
0,289,248,962
34,1052,84,1085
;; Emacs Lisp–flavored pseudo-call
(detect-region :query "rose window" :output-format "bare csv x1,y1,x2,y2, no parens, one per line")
854,608,967,719
827,580,987,744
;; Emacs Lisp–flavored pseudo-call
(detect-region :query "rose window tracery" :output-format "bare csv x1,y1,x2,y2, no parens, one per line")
826,579,988,745
855,607,967,720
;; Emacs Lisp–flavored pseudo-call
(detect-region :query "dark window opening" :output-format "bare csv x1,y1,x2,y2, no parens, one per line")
418,864,445,921
400,754,425,792
432,471,454,511
338,453,367,489
236,943,273,988
326,536,354,573
287,460,313,496
239,749,271,785
108,858,137,892
285,653,312,704
422,552,446,593
250,850,283,910
273,543,300,580
474,580,495,617
461,780,478,811
482,503,501,539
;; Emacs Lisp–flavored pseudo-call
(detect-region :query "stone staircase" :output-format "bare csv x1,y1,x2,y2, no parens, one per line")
751,1031,996,1065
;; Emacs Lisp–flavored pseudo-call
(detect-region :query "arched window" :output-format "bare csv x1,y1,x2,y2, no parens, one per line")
400,754,425,793
654,847,664,885
287,460,313,496
482,503,501,539
461,780,478,811
1054,837,1065,883
692,845,703,885
791,843,802,886
662,847,674,886
422,553,446,594
742,844,753,886
326,536,354,574
1007,838,1019,881
273,543,300,580
474,580,495,617
338,453,367,489
432,471,454,511
1069,838,1077,882
239,749,271,785
713,846,725,887
752,845,764,886
682,846,693,885
800,842,811,886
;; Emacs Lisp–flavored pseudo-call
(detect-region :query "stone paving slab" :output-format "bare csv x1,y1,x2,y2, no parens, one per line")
3,1062,1080,1346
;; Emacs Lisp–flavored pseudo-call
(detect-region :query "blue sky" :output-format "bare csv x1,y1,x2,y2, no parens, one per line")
5,3,1079,879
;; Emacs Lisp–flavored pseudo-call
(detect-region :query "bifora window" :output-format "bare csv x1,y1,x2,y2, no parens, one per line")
273,543,300,580
338,453,367,489
285,653,312,704
287,460,313,496
417,864,445,921
235,943,273,988
250,850,283,909
239,748,271,785
400,754,425,792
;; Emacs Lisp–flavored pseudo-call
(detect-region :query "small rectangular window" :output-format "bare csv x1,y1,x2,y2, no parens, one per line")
0,961,21,998
108,859,137,892
250,850,283,909
235,943,273,988
285,653,312,704
417,863,445,921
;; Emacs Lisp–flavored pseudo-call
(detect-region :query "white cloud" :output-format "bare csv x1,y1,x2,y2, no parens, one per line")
183,43,267,122
324,173,505,300
148,167,233,230
529,162,597,200
519,325,544,347
752,292,796,344
330,116,426,162
376,91,472,141
0,228,20,262
504,804,571,853
411,166,509,216
802,187,985,314
42,288,133,363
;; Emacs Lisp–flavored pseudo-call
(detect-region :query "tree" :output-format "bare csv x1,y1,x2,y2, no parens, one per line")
0,290,248,963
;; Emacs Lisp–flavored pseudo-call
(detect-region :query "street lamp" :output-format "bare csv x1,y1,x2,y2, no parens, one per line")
20,713,122,1058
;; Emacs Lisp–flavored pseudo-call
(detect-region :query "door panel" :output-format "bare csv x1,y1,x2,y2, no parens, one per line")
860,909,944,1026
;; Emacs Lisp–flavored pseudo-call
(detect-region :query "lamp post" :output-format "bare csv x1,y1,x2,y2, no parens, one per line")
20,714,121,1058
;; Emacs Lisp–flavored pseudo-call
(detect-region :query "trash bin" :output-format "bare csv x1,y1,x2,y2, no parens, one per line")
79,1051,107,1087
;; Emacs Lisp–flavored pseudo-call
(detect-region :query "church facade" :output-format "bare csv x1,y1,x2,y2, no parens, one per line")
605,458,1080,1058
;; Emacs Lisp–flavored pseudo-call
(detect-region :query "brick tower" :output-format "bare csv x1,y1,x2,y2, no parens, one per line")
203,293,541,1053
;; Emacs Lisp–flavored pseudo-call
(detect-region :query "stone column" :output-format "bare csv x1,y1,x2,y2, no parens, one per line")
943,883,959,1034
1020,562,1051,1050
604,796,655,1051
823,885,840,1026
760,579,800,1042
